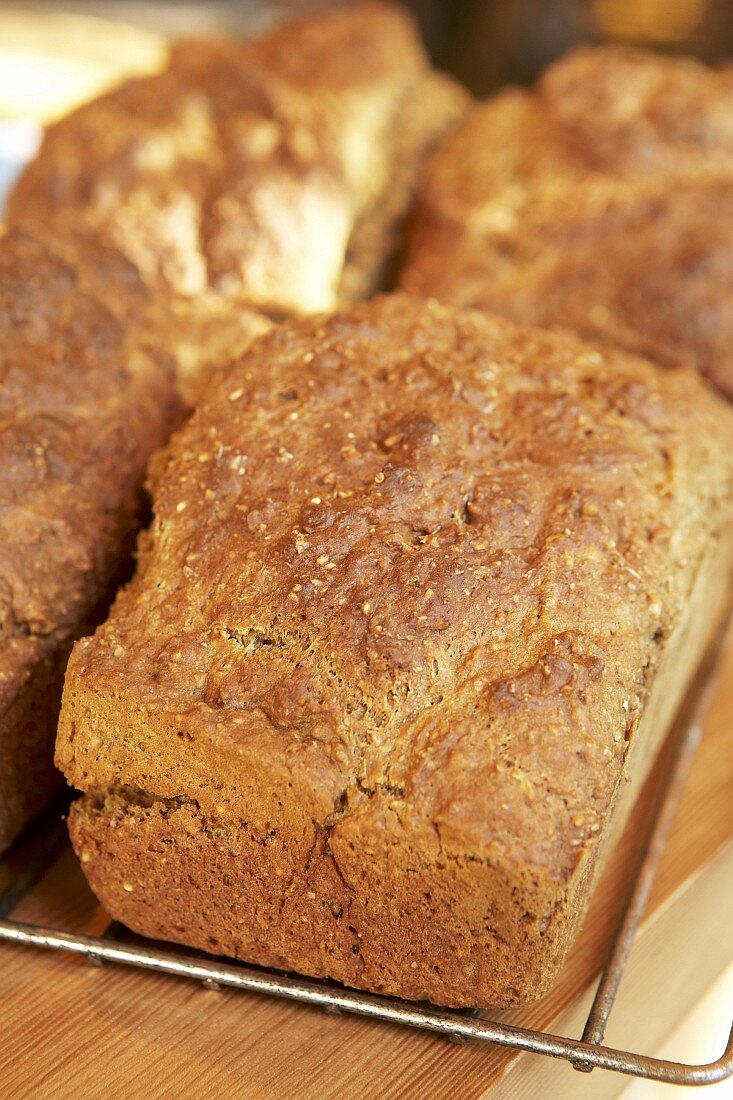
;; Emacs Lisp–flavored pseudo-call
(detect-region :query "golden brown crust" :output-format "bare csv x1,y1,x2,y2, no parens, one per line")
0,222,265,850
136,291,271,407
401,46,733,398
0,227,184,850
9,3,466,315
58,295,733,1005
12,215,271,405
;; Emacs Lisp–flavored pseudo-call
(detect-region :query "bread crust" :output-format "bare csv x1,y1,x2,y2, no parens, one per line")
0,228,184,850
401,46,733,398
58,295,733,1005
9,3,466,315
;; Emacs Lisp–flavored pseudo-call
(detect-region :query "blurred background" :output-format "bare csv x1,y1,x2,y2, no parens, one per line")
408,0,733,92
1,0,733,98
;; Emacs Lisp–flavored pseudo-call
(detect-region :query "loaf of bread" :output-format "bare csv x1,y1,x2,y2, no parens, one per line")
0,227,185,851
0,220,270,851
401,46,733,398
9,2,467,316
57,295,733,1007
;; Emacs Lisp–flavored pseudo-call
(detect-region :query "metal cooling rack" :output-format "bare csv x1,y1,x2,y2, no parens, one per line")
1,636,732,1089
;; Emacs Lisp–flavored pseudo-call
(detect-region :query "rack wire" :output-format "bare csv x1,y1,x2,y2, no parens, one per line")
1,631,731,1089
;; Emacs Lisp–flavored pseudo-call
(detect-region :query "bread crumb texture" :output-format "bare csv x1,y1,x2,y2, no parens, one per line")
58,295,733,1006
402,46,733,398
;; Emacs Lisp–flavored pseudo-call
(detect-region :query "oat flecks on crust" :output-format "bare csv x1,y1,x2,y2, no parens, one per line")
401,46,733,398
8,3,466,316
58,295,733,1006
0,227,183,851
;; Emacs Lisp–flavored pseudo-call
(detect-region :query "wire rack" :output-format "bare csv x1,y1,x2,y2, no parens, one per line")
1,632,732,1090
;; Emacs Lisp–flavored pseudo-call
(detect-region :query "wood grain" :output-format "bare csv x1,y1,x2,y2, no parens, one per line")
1,626,732,1099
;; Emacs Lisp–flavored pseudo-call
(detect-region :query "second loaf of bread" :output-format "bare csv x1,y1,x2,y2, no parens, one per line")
401,46,733,399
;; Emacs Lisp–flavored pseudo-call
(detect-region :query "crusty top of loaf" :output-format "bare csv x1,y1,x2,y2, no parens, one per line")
9,2,465,315
58,295,733,879
12,216,271,406
401,46,733,397
0,227,181,713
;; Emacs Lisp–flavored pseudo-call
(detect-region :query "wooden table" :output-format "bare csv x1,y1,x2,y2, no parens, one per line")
1,623,732,1100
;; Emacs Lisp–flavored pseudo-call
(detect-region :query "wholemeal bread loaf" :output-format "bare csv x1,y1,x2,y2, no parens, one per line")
401,46,733,398
0,228,183,851
0,223,268,851
57,295,733,1007
9,2,467,316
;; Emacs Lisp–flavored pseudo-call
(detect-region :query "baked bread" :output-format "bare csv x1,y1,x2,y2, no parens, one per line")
0,227,184,851
18,219,272,403
8,3,467,316
0,220,268,851
401,46,733,398
138,290,270,406
57,295,733,1007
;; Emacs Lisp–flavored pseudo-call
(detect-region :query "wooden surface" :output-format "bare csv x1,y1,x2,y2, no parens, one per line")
1,625,732,1099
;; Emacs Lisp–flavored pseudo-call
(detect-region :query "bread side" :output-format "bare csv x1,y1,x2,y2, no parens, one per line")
401,46,733,398
57,296,733,1005
338,67,467,303
0,228,183,850
9,3,466,316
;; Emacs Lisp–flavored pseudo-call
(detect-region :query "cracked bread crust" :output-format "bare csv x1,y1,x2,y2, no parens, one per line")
0,227,184,851
11,217,271,406
8,3,466,316
58,295,733,1005
401,46,733,399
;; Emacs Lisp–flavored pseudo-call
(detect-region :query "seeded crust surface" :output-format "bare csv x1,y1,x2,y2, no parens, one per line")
9,2,466,316
58,295,733,1005
0,227,184,851
401,46,733,398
